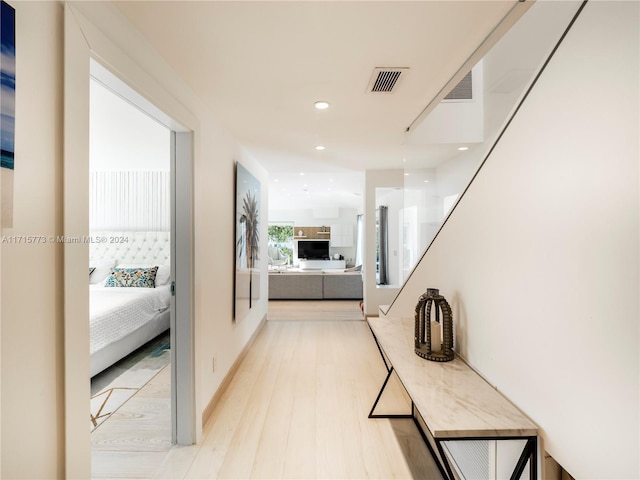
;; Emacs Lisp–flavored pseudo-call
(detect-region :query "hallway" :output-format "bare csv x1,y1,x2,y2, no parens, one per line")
92,301,441,479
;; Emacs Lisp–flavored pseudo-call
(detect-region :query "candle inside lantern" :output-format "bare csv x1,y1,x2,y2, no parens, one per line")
431,320,442,352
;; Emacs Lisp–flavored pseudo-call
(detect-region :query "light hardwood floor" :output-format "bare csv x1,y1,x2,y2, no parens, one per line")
92,365,172,478
92,300,442,479
267,299,364,322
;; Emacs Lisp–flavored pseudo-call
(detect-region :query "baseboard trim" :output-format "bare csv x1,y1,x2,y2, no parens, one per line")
201,314,267,427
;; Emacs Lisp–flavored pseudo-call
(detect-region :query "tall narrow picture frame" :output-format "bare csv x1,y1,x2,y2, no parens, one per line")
234,162,261,322
1,0,15,228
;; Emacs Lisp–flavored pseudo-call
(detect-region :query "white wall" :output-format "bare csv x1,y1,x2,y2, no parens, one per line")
407,62,484,145
364,169,403,315
389,3,639,478
90,78,170,171
1,2,65,477
70,0,271,448
89,171,170,231
1,2,272,477
402,153,484,280
199,145,269,414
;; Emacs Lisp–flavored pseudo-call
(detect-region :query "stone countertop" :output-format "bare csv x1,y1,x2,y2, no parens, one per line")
367,316,538,439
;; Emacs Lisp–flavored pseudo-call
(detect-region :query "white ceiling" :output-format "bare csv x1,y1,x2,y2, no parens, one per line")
113,1,524,211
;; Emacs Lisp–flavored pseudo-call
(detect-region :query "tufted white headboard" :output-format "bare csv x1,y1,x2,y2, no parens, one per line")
89,231,171,266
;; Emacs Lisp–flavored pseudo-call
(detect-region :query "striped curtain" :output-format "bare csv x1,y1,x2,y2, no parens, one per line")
90,171,170,231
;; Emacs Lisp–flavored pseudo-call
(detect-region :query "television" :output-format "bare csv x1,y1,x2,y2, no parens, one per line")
297,240,330,260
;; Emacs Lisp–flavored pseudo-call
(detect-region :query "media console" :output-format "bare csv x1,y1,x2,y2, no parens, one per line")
298,259,345,270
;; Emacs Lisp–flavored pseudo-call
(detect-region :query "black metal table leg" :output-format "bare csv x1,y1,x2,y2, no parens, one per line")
367,326,412,419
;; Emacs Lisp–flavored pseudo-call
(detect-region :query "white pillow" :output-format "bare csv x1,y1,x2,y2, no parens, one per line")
90,260,117,284
116,263,171,286
155,265,171,286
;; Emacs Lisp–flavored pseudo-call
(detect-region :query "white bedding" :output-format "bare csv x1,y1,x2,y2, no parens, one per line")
90,285,171,375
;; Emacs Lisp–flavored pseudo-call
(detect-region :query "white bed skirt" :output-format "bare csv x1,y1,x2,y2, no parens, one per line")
90,308,170,377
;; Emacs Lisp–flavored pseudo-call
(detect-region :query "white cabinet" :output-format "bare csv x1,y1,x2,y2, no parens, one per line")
298,259,346,270
330,224,353,247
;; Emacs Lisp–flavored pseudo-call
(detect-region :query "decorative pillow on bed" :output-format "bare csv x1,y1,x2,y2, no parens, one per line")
115,264,170,286
104,266,158,288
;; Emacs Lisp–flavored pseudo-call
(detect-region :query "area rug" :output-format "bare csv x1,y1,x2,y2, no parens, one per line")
90,332,170,431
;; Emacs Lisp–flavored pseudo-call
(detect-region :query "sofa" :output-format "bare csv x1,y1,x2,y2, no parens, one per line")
268,270,363,300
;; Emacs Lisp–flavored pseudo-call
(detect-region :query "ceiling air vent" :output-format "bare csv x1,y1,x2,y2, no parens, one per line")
443,70,473,101
367,67,408,93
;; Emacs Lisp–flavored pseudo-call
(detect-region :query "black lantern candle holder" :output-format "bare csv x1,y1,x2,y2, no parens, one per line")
414,288,454,362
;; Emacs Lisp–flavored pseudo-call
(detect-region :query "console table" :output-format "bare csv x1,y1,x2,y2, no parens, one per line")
367,316,538,480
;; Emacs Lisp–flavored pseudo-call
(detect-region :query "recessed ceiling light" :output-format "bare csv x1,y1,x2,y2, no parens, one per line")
274,178,279,182
404,173,410,176
458,146,469,151
300,172,305,176
314,101,330,110
424,180,429,183
315,145,325,151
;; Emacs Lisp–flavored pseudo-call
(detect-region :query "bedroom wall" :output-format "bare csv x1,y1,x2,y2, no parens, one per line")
387,2,639,478
1,2,65,478
90,80,171,232
90,78,170,172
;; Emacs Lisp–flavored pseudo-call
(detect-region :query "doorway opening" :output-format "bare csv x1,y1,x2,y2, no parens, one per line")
88,75,172,458
87,59,195,456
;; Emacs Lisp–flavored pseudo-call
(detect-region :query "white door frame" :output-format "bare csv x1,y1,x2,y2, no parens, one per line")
171,130,195,445
64,5,195,476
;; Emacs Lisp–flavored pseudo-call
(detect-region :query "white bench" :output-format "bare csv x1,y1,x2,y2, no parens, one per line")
367,316,538,479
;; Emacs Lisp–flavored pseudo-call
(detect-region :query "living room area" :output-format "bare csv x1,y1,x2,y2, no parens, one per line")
267,204,364,301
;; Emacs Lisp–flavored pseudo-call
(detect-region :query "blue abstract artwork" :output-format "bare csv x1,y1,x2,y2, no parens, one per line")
1,0,15,171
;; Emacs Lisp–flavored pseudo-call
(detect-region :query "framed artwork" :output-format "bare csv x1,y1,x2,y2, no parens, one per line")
234,162,261,322
1,0,15,228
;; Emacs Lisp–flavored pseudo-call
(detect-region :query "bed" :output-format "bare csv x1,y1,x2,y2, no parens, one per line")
89,231,171,377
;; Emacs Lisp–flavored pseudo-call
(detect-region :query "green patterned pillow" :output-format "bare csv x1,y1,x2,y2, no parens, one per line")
104,266,158,288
